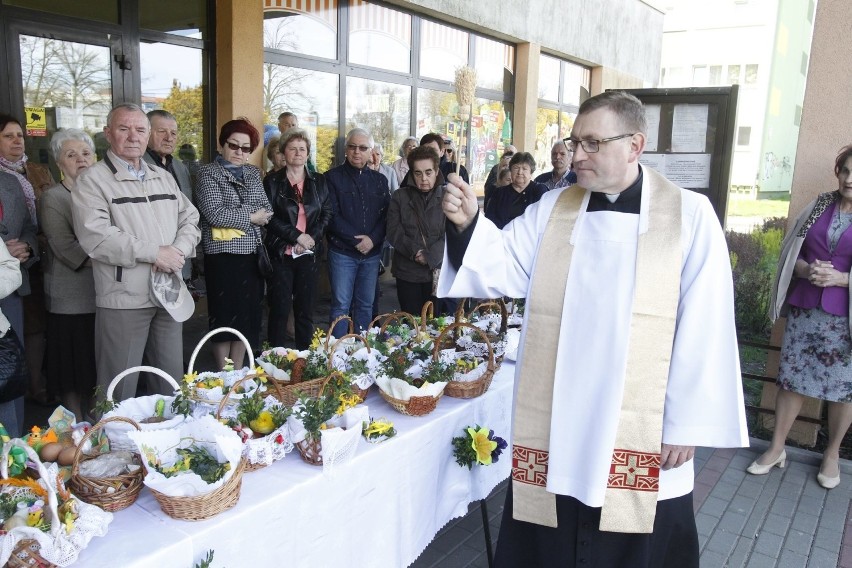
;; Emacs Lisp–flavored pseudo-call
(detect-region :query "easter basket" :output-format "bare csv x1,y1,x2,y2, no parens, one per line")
375,334,448,417
186,327,258,408
327,333,378,402
440,322,496,399
0,440,112,567
102,365,185,453
68,417,144,512
419,301,462,349
215,375,293,473
128,416,245,522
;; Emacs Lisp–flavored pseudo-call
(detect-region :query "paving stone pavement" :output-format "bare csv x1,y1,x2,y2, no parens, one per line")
409,440,852,568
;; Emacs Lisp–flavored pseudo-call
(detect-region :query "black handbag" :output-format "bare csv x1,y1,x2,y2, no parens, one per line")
0,327,28,403
256,229,274,278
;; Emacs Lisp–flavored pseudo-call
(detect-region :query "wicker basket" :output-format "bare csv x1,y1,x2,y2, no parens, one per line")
292,373,346,466
368,311,420,334
439,322,496,399
327,333,372,401
378,390,443,416
420,301,464,349
215,375,288,473
68,417,144,512
6,538,57,568
103,365,184,453
468,299,508,339
148,457,246,521
326,315,355,347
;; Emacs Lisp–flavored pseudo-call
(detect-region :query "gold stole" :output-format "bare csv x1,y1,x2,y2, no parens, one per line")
511,169,682,533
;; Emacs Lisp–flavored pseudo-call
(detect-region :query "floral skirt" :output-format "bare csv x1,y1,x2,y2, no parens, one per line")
777,306,852,402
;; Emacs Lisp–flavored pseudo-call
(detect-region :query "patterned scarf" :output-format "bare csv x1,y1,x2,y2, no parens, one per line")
0,154,38,226
797,191,838,238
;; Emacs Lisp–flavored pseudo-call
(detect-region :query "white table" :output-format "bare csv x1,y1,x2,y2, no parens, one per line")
78,362,515,567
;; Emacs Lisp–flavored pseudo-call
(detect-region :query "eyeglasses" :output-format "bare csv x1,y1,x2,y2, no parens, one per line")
226,141,252,153
347,144,371,153
563,133,635,154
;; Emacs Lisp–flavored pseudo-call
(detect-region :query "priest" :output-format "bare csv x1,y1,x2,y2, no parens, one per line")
439,90,748,567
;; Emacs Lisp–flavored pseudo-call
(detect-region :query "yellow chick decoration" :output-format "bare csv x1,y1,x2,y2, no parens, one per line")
249,411,276,435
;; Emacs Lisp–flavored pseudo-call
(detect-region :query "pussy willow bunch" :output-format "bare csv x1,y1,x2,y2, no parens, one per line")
454,65,477,109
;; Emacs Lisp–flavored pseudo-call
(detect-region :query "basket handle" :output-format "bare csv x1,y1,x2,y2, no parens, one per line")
214,373,285,420
71,416,141,477
326,334,371,372
377,311,419,335
420,301,435,332
433,321,496,373
1,439,60,539
187,327,256,375
106,365,180,402
468,300,508,334
326,315,355,350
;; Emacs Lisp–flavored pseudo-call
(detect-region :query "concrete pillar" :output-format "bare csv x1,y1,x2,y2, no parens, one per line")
513,43,540,152
215,0,265,167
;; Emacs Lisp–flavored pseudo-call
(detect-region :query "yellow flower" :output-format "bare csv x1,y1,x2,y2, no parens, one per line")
249,411,276,435
335,393,361,415
363,419,394,437
286,351,298,362
183,371,198,384
468,427,497,465
309,329,327,350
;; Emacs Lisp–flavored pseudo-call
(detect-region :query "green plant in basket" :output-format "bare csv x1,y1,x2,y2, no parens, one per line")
142,441,230,484
293,395,338,442
232,390,290,436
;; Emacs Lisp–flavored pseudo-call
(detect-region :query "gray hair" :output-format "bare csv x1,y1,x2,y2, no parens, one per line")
278,127,312,156
345,128,374,148
577,91,647,134
106,103,149,129
552,140,568,151
373,143,384,154
50,128,95,161
147,109,177,123
398,136,417,157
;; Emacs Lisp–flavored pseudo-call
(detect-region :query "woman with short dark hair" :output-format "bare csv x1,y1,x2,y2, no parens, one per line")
196,118,272,368
484,151,547,229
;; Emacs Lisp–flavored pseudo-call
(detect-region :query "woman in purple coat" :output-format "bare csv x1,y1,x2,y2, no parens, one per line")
748,145,852,489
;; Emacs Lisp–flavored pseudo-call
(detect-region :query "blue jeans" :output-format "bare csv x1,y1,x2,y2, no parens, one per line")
328,249,380,336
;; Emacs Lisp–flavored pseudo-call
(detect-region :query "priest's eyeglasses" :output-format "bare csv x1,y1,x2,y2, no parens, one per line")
563,133,635,154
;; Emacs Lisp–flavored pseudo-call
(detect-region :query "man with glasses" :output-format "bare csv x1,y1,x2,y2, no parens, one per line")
72,103,200,401
439,91,746,567
534,140,577,191
325,128,390,337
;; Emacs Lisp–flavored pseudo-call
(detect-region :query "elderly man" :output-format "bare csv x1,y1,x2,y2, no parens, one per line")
325,128,390,336
73,103,200,401
440,91,747,567
144,109,194,281
278,112,316,174
534,140,577,190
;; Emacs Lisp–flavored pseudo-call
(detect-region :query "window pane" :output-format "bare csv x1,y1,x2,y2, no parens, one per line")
538,54,560,102
263,2,338,60
141,42,207,162
2,0,118,23
265,64,339,173
469,98,513,194
559,110,576,141
709,65,722,86
140,0,207,38
420,19,468,82
19,35,113,172
562,61,590,107
346,77,411,166
727,64,741,85
348,0,411,73
535,108,560,172
745,64,759,84
474,36,514,91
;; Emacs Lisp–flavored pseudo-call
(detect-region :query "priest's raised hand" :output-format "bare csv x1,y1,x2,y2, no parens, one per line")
442,173,479,231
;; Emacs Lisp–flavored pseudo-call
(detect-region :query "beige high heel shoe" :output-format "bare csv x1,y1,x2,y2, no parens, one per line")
746,450,786,475
817,458,840,489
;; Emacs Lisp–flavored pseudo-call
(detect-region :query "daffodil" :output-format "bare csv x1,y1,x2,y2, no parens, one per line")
286,350,298,362
183,371,199,384
468,426,498,465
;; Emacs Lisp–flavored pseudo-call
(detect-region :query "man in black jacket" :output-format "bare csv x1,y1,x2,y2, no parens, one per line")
325,128,390,336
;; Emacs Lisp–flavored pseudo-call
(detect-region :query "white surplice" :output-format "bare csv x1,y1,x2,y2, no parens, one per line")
438,183,749,507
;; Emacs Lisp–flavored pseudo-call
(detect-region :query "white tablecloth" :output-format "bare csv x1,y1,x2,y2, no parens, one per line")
77,362,516,568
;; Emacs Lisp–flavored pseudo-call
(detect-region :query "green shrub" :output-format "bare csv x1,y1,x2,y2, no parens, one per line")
726,216,786,340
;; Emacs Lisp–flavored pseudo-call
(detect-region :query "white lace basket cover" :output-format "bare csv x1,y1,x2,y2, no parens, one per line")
217,395,294,467
287,405,368,476
0,440,112,567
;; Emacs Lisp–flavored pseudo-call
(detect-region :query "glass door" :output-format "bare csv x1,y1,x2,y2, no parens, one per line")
7,23,127,174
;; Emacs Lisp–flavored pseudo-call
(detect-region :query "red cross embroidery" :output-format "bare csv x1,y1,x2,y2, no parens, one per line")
607,449,660,491
512,445,548,487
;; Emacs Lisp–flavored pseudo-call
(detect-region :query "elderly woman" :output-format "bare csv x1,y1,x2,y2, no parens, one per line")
0,241,22,436
391,136,417,185
747,145,852,489
39,129,96,421
483,147,517,210
196,119,272,369
484,152,547,230
264,128,332,349
386,145,452,315
0,113,53,405
265,135,285,178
